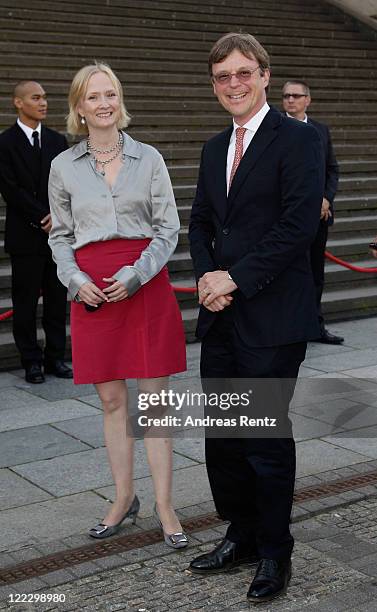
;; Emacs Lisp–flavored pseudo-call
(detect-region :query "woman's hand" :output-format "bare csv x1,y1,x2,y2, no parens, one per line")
102,277,129,302
78,281,108,307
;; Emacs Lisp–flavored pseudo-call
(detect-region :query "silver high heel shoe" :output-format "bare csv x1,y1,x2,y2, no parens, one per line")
89,495,140,539
153,503,188,549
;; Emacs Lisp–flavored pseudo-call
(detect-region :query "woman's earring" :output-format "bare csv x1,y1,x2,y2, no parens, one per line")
80,116,86,125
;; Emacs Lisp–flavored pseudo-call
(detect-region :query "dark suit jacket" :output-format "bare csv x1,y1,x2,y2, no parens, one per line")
0,123,68,255
189,106,324,345
307,117,338,226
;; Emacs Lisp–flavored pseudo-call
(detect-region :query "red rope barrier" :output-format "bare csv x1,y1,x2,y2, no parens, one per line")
172,286,197,293
1,257,376,323
325,251,377,273
0,310,13,321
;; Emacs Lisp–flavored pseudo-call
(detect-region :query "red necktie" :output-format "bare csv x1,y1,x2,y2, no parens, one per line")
229,127,247,187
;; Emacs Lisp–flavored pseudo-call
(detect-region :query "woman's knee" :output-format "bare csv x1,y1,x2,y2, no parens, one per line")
96,383,127,415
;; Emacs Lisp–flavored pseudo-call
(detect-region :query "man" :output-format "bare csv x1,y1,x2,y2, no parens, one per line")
188,33,324,603
0,81,72,383
282,79,342,345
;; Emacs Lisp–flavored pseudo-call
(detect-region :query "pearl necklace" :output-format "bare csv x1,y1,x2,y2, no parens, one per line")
87,130,122,154
87,132,124,176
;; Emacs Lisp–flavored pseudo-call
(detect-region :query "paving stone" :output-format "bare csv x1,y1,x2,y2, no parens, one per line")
296,439,369,477
0,492,108,552
292,413,345,441
324,431,377,460
347,551,377,569
94,555,126,570
295,475,323,488
12,444,196,497
10,546,44,563
0,398,100,433
309,538,342,552
327,541,377,562
0,468,52,511
0,425,91,468
357,562,377,579
291,505,309,520
42,569,76,586
1,577,47,599
173,437,205,463
305,348,377,373
52,416,104,448
0,553,16,569
295,499,329,513
19,377,94,402
191,529,221,543
68,561,100,579
0,373,21,389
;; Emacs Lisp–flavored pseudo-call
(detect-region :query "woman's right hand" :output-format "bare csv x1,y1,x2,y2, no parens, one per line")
78,281,108,307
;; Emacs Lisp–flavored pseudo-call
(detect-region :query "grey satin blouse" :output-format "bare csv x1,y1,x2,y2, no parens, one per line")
48,132,180,299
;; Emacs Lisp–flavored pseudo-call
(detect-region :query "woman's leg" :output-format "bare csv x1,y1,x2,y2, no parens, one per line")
138,376,183,534
95,379,135,525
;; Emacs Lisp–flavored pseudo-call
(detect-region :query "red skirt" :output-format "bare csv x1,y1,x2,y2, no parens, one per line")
70,239,187,384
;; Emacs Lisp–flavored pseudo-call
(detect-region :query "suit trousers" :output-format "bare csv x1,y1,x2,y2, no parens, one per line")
11,252,67,365
310,221,328,331
200,308,307,560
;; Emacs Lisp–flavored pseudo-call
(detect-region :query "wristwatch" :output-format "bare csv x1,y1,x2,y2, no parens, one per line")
227,272,234,282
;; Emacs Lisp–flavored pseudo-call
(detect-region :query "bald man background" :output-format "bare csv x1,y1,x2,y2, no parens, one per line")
0,81,72,382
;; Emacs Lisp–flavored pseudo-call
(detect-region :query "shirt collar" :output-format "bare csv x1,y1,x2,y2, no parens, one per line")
232,102,270,135
72,131,141,161
286,112,308,123
17,118,42,140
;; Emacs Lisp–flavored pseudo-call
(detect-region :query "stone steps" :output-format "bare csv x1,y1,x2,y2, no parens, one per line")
0,0,376,365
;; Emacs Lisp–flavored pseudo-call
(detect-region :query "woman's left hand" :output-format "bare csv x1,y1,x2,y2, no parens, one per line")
102,277,129,302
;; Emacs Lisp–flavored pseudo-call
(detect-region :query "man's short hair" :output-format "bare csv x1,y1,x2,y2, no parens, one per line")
282,80,311,96
13,80,40,99
208,32,270,76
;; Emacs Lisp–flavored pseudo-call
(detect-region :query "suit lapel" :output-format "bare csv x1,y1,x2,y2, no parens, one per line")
227,108,281,210
210,126,232,223
14,124,39,185
40,126,52,187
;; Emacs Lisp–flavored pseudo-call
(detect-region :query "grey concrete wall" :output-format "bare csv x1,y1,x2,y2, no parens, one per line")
326,0,377,30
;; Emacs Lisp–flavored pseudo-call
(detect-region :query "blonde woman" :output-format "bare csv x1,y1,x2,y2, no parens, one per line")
48,63,187,548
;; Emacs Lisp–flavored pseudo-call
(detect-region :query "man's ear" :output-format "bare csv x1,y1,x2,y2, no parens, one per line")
13,96,22,111
261,69,270,89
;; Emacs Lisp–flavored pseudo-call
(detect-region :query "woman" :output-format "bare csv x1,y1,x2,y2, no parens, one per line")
48,63,188,548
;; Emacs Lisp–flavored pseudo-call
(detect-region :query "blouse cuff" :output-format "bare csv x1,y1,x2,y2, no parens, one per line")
68,271,93,301
113,266,142,297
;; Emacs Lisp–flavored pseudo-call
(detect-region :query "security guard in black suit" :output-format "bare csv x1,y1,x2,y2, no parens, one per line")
282,79,342,345
0,80,72,382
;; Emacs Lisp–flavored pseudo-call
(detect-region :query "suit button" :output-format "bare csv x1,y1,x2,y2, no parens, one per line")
222,227,230,236
257,283,263,290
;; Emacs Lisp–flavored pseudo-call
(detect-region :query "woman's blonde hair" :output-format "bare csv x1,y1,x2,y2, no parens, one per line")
67,62,131,135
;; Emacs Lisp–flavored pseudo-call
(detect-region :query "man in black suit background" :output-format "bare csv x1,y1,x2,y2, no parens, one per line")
0,81,72,383
188,33,324,602
282,79,342,345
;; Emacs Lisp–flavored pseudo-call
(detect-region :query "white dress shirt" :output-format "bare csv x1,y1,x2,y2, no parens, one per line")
286,112,308,123
17,118,42,146
226,102,270,193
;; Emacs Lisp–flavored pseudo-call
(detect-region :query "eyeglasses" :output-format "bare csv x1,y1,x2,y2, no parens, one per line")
212,66,261,85
282,93,308,100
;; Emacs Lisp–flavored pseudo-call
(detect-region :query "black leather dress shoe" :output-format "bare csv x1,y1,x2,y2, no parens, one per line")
44,360,73,379
189,538,258,574
25,362,45,384
313,329,344,345
247,558,291,603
